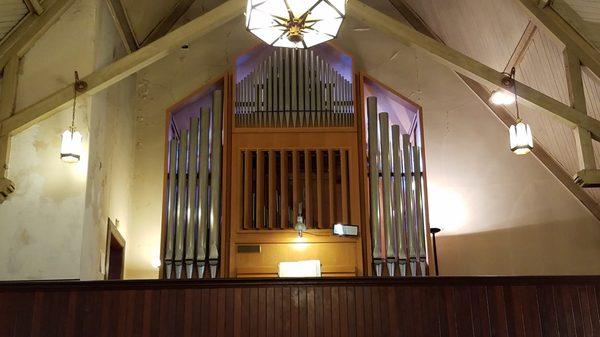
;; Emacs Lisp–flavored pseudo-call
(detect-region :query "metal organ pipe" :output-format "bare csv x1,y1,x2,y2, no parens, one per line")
413,145,427,276
367,97,429,277
196,107,210,277
391,126,407,276
165,140,178,278
185,117,199,279
401,134,418,276
367,97,382,276
208,90,223,278
379,113,395,276
174,129,188,279
163,90,223,279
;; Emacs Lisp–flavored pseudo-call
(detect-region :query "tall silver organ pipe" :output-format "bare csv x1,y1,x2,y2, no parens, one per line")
208,90,223,278
379,113,396,277
391,126,407,276
367,96,428,277
174,129,188,279
163,90,223,279
234,48,354,128
367,97,382,276
413,146,427,276
196,107,210,277
401,134,418,276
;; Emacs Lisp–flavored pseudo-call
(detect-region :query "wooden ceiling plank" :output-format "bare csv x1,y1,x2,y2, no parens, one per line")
0,0,244,137
513,0,600,79
140,0,196,46
350,0,600,141
105,0,139,53
388,0,600,219
0,0,75,70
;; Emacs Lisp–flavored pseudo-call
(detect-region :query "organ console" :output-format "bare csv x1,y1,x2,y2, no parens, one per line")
160,44,431,279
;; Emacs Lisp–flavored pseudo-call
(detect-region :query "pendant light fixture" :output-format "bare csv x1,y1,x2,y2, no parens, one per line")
504,67,533,155
60,71,87,163
245,0,346,49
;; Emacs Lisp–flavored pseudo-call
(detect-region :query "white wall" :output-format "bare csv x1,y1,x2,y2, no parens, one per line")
0,0,96,280
78,0,136,281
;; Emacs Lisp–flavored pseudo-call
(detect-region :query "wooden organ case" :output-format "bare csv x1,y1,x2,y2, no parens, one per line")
161,44,432,279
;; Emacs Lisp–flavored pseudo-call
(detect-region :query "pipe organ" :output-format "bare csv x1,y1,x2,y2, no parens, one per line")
161,45,431,278
367,97,428,277
163,90,223,279
234,48,354,128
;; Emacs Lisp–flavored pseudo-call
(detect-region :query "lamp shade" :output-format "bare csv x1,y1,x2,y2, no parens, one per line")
245,0,346,48
509,121,533,155
60,129,83,163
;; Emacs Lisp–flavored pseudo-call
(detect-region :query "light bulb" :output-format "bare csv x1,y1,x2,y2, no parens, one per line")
489,90,515,105
60,129,83,163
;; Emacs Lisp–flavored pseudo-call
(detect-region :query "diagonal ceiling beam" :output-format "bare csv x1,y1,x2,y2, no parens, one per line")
0,0,245,137
0,0,75,70
504,21,537,72
388,0,600,220
513,0,600,78
141,0,197,46
348,0,600,141
105,0,139,53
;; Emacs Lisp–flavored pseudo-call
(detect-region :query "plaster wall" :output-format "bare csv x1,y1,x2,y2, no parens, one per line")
0,0,137,281
0,0,96,280
79,0,136,280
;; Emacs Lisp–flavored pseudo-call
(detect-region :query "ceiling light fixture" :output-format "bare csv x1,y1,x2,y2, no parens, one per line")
60,71,86,163
503,67,533,155
245,0,346,49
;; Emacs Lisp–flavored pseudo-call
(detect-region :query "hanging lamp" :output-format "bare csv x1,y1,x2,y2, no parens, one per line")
245,0,346,49
60,71,87,163
504,67,533,155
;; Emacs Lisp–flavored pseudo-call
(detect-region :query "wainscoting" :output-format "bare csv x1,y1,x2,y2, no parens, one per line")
0,276,599,336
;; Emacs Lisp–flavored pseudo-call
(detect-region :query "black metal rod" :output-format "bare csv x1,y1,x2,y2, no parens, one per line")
430,227,441,276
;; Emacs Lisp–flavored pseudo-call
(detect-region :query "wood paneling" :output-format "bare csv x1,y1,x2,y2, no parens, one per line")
1,276,599,337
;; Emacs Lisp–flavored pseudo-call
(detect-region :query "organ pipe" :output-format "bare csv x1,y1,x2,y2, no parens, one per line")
391,126,407,276
208,90,223,278
367,97,429,277
367,97,382,276
379,113,395,276
196,107,210,277
234,48,354,128
162,90,223,279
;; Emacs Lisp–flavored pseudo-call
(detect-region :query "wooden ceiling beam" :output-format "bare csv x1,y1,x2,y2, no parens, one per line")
141,0,197,46
349,0,600,141
24,0,45,15
504,21,537,72
105,0,139,53
0,0,75,70
513,0,600,78
388,0,600,219
0,0,244,137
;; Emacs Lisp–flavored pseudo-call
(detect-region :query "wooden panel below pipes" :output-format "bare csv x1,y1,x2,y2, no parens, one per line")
229,129,364,277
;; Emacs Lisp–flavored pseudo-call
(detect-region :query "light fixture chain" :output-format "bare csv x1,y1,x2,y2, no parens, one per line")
511,67,520,121
71,71,78,131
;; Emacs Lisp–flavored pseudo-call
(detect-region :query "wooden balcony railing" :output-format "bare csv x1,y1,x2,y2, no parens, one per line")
0,276,599,337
